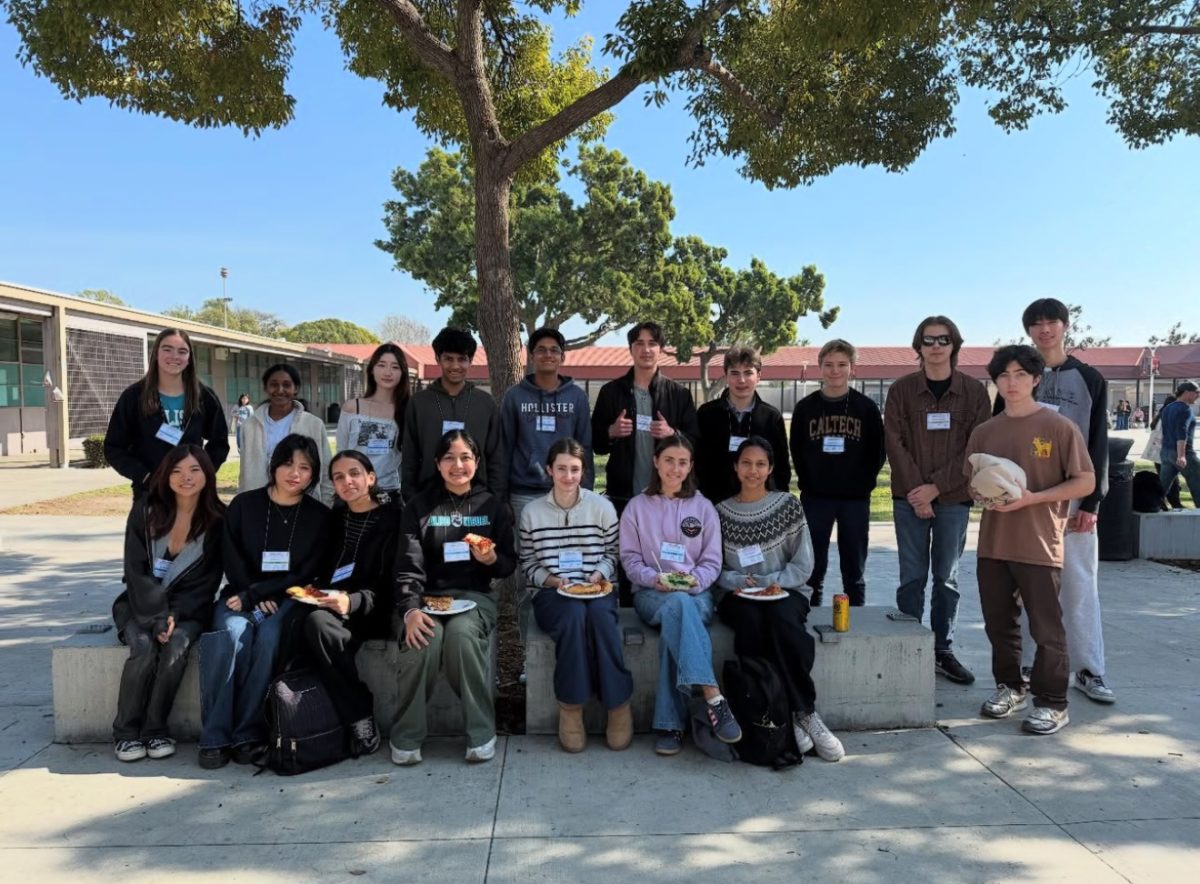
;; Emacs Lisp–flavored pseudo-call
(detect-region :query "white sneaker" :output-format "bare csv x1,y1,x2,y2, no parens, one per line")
981,684,1030,719
114,740,146,762
465,736,497,763
390,744,423,766
791,713,814,754
144,737,176,759
1022,706,1070,735
795,712,844,762
1072,670,1116,704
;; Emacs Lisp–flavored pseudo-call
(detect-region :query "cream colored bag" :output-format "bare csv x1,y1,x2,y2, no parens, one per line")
967,453,1028,508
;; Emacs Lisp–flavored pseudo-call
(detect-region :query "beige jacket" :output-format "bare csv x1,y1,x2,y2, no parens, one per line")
237,402,333,506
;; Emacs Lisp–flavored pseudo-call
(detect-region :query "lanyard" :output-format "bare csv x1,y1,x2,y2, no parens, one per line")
434,386,471,426
263,497,302,561
334,510,376,572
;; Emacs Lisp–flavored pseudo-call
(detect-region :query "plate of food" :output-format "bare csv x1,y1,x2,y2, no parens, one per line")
735,583,787,602
557,579,614,599
659,572,698,591
422,596,478,616
462,533,496,556
285,585,344,606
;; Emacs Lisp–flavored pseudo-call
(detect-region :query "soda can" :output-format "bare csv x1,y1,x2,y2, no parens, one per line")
832,594,850,632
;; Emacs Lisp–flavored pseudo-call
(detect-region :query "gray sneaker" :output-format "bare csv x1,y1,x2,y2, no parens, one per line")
981,684,1030,719
654,730,684,756
1072,670,1115,704
1022,706,1070,735
705,697,743,744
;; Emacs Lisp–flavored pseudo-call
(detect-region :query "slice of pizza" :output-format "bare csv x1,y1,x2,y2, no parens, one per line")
462,533,496,555
285,585,327,601
423,595,454,612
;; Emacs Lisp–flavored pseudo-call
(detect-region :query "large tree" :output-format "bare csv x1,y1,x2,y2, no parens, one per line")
284,317,380,343
378,144,673,348
163,298,289,338
76,288,127,306
378,313,433,344
9,2,1198,394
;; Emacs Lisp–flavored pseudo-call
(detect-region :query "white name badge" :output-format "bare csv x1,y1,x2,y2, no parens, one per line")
926,412,951,431
442,420,466,435
1039,402,1061,413
636,414,653,433
444,541,470,562
660,541,686,564
331,563,355,584
155,423,183,445
262,550,290,572
728,435,747,453
737,544,765,567
152,558,172,580
536,415,557,432
559,549,583,571
823,436,845,454
366,438,390,455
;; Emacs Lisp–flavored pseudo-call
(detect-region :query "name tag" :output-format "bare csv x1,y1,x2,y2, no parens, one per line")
926,412,951,431
728,435,747,453
152,558,172,580
262,550,290,572
737,545,764,567
822,436,845,454
442,420,466,435
536,415,557,433
1039,403,1061,413
559,549,583,571
155,423,183,445
636,414,653,433
444,541,470,562
366,438,390,455
331,563,355,583
660,541,686,564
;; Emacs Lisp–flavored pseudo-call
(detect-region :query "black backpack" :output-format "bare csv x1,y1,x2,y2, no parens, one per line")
1132,470,1168,513
258,670,347,776
722,657,803,770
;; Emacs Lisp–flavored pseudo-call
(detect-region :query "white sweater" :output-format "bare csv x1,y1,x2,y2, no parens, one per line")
237,403,333,505
519,489,619,589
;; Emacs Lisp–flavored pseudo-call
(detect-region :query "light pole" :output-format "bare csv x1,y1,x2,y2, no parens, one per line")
218,267,230,328
1148,345,1158,425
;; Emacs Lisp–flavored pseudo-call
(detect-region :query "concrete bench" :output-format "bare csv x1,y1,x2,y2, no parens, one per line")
522,604,935,735
1134,510,1200,559
52,628,494,744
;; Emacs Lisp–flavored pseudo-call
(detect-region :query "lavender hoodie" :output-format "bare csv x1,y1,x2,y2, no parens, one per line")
619,492,723,593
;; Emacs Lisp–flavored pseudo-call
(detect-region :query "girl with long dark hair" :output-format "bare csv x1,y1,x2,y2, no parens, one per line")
337,343,410,502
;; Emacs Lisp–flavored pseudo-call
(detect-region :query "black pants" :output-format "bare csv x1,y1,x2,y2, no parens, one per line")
717,591,817,714
609,496,634,607
801,495,870,605
112,618,203,741
302,609,374,726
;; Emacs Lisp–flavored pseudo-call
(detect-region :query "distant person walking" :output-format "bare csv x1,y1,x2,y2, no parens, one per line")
1159,381,1200,507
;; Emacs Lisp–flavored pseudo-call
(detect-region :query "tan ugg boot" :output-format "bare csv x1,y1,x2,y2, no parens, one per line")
558,703,586,753
606,702,633,751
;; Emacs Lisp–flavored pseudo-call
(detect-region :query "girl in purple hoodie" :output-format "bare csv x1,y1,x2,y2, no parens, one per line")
620,434,742,756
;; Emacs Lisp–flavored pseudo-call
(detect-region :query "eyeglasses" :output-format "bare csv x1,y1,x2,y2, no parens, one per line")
532,347,563,357
921,335,952,347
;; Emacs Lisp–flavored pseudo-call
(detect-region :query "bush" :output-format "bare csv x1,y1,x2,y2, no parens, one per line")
83,435,108,468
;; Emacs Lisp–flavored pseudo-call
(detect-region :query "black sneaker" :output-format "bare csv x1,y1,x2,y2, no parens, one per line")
350,716,381,756
198,747,230,770
705,697,743,743
935,652,976,685
231,743,260,765
809,588,823,607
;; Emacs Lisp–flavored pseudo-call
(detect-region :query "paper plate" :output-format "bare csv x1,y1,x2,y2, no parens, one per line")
292,590,345,607
557,583,613,600
422,599,478,616
734,588,788,603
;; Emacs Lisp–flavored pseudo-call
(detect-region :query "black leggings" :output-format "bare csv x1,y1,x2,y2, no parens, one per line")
717,591,817,714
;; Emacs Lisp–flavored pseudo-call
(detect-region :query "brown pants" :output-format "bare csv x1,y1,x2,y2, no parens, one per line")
976,558,1069,711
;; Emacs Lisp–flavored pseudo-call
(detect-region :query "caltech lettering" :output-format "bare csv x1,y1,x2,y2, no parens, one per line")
808,415,863,441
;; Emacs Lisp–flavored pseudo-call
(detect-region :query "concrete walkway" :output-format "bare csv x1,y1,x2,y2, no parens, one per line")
0,515,1197,882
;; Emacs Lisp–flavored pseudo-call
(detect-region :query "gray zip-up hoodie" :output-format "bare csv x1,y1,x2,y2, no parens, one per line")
500,374,594,494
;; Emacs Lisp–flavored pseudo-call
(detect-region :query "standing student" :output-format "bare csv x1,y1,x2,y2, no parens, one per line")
112,445,225,763
620,434,740,757
239,363,334,505
198,435,331,769
884,316,992,685
592,322,700,516
966,345,1094,735
337,343,411,504
715,437,844,761
231,394,254,454
391,431,516,766
790,340,886,606
1160,381,1200,505
105,328,229,499
401,328,506,501
1146,394,1184,509
695,346,790,503
501,327,595,533
521,438,631,753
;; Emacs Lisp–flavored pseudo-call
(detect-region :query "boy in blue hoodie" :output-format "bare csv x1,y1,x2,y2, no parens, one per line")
501,327,595,533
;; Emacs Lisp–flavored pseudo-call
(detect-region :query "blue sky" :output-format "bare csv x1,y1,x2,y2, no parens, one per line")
1,7,1197,348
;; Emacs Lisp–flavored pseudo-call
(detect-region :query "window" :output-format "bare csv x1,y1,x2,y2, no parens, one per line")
0,317,46,408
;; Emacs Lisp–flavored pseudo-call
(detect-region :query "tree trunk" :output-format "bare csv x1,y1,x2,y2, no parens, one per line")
472,157,523,399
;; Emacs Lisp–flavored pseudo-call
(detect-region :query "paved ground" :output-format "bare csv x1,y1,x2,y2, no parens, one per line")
1,511,1197,882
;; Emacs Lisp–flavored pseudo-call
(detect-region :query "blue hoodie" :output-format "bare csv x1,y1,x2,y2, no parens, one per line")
500,374,594,494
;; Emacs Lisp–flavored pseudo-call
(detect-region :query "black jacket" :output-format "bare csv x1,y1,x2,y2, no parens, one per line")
318,506,402,640
393,484,517,616
104,382,230,495
221,489,331,608
791,389,886,500
695,392,791,503
113,498,224,635
591,369,700,502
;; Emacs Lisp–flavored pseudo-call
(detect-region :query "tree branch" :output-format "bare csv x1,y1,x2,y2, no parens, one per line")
691,57,782,129
378,0,458,81
564,318,622,350
455,1,507,152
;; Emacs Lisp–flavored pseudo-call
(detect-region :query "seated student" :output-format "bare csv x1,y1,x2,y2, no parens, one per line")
283,451,401,757
198,434,331,769
520,438,632,753
620,434,741,756
715,437,845,762
391,430,516,766
112,444,225,763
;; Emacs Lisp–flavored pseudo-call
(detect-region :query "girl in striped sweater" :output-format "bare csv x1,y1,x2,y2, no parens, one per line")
520,438,633,753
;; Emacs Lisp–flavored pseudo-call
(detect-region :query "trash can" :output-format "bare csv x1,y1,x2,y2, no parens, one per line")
326,402,341,425
1098,438,1135,561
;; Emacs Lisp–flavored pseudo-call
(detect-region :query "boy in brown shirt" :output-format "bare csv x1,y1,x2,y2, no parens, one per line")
964,345,1094,735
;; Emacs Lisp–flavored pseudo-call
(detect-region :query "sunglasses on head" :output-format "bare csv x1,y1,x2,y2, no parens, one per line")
921,335,952,347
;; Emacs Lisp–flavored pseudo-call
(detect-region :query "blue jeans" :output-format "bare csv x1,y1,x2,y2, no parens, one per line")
894,499,970,653
199,598,296,749
632,588,715,732
533,589,634,709
1161,452,1200,506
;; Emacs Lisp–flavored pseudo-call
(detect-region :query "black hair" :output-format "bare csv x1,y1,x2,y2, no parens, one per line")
1175,381,1199,395
267,433,321,494
432,327,477,360
329,449,381,504
734,436,777,491
528,326,566,353
627,321,664,348
433,429,481,463
262,362,301,389
1021,298,1070,332
987,345,1045,382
